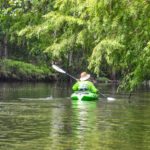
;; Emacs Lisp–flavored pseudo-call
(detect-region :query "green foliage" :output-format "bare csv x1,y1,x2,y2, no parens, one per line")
119,41,150,92
0,59,52,80
1,0,150,91
88,39,124,76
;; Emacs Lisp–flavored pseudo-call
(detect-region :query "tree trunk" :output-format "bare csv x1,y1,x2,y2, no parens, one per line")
0,42,2,58
4,34,8,58
68,51,73,67
54,30,57,38
22,0,25,11
27,0,32,10
110,0,112,9
4,45,8,58
111,68,116,82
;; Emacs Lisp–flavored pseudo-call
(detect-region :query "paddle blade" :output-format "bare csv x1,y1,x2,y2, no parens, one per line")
107,97,115,101
52,65,66,74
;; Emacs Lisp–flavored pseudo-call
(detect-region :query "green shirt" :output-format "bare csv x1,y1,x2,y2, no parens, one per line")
72,81,98,93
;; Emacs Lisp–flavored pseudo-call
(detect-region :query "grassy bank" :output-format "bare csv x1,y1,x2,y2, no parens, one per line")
0,59,54,81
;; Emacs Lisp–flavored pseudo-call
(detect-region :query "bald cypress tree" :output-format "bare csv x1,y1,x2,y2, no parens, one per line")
1,0,150,91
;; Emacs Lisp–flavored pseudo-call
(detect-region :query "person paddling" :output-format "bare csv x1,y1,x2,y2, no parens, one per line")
52,65,115,100
72,72,98,93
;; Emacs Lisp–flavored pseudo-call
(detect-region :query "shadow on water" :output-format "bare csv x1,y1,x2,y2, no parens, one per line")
0,82,150,150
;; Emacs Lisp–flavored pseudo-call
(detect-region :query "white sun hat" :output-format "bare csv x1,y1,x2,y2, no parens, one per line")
80,72,90,81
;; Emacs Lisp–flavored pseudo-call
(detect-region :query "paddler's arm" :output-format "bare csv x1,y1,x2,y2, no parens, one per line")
88,81,98,93
72,82,79,91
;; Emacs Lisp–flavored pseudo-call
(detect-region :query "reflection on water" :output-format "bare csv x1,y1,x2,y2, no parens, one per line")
0,82,150,150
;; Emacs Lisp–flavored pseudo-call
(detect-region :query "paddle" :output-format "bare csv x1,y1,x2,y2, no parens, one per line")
52,64,115,101
99,91,115,101
52,64,77,80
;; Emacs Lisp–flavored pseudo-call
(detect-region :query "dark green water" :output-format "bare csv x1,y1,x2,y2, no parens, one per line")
0,82,150,150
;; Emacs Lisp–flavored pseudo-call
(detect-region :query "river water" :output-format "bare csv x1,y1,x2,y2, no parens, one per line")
0,82,150,150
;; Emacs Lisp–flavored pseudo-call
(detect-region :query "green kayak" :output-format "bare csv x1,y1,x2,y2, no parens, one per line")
71,91,99,101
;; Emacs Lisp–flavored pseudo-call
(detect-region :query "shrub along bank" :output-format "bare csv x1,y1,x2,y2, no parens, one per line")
0,59,54,81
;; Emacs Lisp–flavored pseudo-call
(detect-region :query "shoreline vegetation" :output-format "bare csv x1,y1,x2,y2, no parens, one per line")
0,59,114,83
1,59,150,91
0,59,54,81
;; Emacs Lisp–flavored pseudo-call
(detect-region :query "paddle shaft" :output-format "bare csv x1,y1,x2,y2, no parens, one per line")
99,91,108,98
66,72,77,80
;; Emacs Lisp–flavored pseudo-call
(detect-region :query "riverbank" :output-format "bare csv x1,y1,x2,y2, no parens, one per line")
0,59,118,83
0,59,55,81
